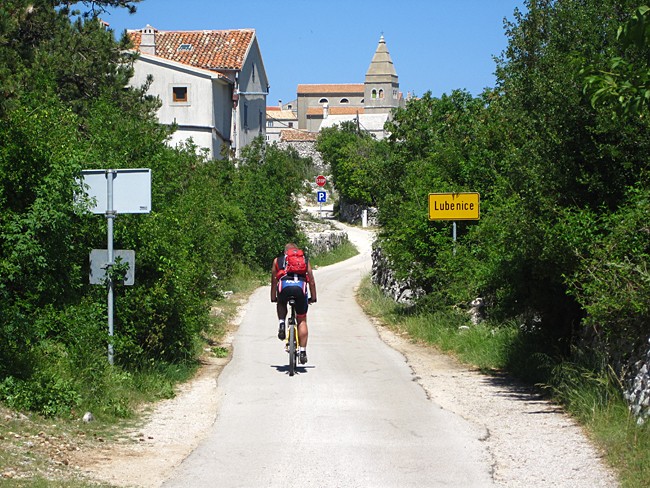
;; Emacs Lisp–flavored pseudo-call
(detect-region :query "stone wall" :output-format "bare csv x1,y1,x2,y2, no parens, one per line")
624,342,650,423
338,200,379,227
307,229,349,255
276,140,326,172
300,218,348,255
371,244,423,305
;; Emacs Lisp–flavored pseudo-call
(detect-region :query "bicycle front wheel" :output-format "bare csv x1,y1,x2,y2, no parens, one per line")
288,324,296,376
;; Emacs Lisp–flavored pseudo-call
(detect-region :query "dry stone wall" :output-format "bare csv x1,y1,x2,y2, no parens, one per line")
300,218,348,256
371,243,423,305
338,200,379,227
307,229,349,255
625,342,650,423
276,141,326,172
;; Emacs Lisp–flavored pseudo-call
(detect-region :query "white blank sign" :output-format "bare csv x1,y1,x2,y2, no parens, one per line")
80,168,151,214
89,249,135,285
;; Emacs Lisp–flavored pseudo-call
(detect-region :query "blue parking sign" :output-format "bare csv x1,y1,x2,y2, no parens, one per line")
317,191,327,203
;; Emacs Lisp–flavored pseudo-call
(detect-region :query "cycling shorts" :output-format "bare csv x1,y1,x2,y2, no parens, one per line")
277,278,309,319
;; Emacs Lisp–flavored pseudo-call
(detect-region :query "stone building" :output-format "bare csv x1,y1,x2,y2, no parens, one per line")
297,35,404,138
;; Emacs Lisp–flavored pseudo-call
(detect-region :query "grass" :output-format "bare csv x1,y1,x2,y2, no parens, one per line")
310,240,359,268
545,361,650,488
356,275,516,370
356,275,650,488
0,263,266,488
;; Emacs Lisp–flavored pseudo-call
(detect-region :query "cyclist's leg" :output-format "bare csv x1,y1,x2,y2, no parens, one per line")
276,282,290,340
294,285,309,348
276,281,288,321
297,315,308,347
276,300,287,321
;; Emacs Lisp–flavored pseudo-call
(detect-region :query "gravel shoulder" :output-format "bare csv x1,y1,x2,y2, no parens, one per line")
72,309,619,488
375,325,619,487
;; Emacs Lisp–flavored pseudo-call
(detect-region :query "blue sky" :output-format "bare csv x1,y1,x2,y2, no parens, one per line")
99,0,527,105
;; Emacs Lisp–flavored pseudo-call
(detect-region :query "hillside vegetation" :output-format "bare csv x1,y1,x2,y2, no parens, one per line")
0,1,314,419
319,0,650,411
319,3,650,484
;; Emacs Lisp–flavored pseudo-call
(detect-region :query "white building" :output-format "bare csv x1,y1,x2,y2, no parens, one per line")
127,26,269,158
266,104,299,143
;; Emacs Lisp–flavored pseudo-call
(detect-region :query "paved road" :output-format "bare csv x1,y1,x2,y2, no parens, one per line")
163,225,495,487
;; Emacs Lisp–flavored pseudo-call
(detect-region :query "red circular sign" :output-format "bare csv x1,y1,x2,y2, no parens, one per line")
316,175,327,187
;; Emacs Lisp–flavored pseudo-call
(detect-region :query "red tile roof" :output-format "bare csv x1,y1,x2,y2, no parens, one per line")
307,106,365,116
297,84,364,94
128,28,255,71
267,109,297,120
280,129,317,142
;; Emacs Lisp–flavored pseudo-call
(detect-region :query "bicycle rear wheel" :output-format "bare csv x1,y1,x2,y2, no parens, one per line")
288,323,296,376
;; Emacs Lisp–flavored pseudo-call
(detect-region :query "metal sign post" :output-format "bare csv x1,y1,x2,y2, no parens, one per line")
316,176,327,218
453,221,457,255
317,190,327,218
106,170,116,364
80,168,151,365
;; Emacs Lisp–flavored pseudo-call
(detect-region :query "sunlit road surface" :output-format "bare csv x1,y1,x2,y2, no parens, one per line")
163,225,494,487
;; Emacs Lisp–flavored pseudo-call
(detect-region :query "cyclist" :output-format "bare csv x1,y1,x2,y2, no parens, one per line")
270,243,317,364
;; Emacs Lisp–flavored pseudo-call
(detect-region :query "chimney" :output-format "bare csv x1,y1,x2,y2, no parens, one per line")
278,99,282,109
323,102,329,119
140,24,156,55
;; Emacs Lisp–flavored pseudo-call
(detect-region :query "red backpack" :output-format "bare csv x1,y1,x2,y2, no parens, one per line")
277,248,308,279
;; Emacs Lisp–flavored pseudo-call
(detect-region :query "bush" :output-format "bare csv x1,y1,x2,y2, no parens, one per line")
567,187,650,361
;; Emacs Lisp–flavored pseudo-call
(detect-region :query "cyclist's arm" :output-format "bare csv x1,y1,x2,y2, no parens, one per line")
307,262,317,303
270,258,278,302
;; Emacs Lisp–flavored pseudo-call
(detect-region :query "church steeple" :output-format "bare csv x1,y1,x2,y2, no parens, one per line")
364,35,400,113
366,35,397,81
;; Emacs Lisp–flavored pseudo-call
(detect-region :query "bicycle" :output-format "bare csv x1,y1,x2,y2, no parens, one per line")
284,298,300,376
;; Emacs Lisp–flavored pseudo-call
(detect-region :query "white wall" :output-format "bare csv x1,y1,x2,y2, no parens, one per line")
131,56,232,158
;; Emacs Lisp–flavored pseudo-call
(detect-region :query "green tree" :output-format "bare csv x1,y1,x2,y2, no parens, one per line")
231,139,311,268
372,0,650,356
583,5,650,115
317,121,379,206
374,90,493,292
0,1,311,415
471,0,650,340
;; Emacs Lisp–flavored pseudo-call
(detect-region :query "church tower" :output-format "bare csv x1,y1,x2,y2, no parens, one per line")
364,35,400,114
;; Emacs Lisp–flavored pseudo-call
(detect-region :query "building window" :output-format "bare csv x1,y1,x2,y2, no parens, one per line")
379,89,384,99
267,120,273,127
172,86,188,103
288,122,294,128
259,110,263,132
340,98,349,104
371,89,377,99
319,98,329,104
252,64,256,83
244,104,249,130
177,43,193,52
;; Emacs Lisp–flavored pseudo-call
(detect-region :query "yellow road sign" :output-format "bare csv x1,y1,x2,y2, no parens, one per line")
428,192,480,220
